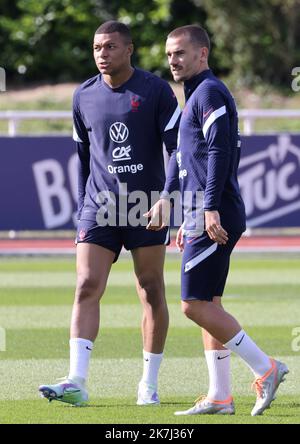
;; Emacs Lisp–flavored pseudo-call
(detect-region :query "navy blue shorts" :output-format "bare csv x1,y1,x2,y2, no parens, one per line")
76,219,170,262
181,231,242,301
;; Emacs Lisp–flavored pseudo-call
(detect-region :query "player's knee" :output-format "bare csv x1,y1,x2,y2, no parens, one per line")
181,300,210,324
181,301,200,322
75,274,105,302
137,274,165,307
181,302,193,319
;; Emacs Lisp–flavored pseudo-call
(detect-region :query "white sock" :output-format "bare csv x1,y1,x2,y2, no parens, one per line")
141,350,163,389
68,338,93,386
205,349,232,401
224,330,271,377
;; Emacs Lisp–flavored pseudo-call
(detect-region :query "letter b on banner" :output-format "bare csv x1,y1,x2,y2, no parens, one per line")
32,159,73,228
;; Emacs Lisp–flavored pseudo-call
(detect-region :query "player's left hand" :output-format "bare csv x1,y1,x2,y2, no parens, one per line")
176,225,184,252
144,199,171,230
205,210,228,245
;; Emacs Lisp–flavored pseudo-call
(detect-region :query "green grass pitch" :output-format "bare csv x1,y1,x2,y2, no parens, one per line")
0,253,300,424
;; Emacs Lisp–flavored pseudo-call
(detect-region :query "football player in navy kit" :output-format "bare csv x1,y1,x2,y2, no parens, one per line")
39,21,180,407
147,25,288,416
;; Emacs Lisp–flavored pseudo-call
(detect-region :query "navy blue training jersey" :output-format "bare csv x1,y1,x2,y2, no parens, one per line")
165,69,246,234
73,68,180,223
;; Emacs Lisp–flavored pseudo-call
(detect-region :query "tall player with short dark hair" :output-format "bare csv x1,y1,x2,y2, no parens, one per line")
39,21,180,406
148,24,288,416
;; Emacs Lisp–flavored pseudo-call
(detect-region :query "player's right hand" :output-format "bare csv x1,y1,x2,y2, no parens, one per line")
176,225,184,252
205,210,228,245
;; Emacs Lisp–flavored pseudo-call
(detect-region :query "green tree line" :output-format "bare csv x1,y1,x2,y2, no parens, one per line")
0,0,298,90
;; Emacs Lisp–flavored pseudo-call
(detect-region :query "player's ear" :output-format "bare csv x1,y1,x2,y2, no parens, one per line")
128,43,134,57
200,46,209,62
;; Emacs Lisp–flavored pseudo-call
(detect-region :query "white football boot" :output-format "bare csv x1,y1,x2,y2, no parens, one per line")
251,358,289,416
175,395,235,415
137,381,160,405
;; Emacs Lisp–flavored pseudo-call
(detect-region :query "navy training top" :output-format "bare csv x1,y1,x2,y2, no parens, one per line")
164,69,246,234
73,67,180,224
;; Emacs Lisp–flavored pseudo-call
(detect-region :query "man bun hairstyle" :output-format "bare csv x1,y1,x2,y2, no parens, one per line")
168,25,210,52
95,20,132,44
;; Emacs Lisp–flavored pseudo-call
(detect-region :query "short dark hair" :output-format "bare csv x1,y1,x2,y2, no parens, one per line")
167,25,210,52
95,20,132,44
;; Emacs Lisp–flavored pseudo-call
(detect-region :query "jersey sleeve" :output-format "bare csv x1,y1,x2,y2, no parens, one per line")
198,86,231,211
73,89,90,220
158,82,181,197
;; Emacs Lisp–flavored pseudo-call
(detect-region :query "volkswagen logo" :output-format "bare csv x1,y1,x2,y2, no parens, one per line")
109,122,129,143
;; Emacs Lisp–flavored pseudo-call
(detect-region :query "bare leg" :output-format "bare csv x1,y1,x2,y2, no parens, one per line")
202,296,227,350
70,243,115,341
182,299,241,344
180,298,287,417
131,245,169,353
38,243,116,401
182,299,271,376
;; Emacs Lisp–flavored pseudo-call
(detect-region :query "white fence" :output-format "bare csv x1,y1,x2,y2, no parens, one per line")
1,109,300,136
0,111,72,137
